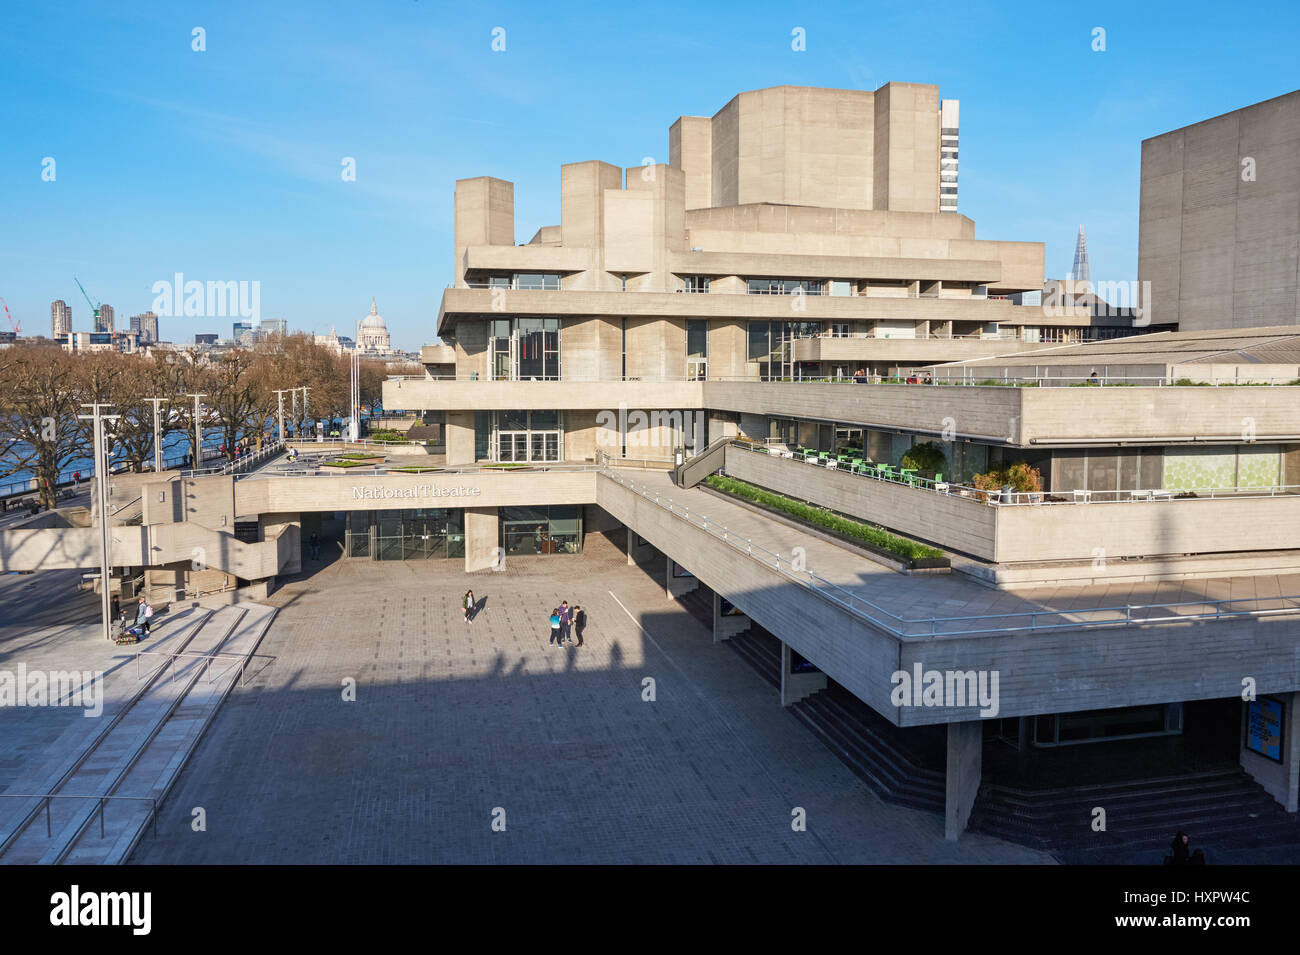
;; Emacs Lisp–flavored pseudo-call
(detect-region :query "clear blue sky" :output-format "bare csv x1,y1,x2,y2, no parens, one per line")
2,0,1296,350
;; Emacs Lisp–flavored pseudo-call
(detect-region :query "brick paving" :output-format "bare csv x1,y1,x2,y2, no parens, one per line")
127,551,1050,864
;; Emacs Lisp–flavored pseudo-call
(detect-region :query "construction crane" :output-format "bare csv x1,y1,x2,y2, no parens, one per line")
74,277,101,329
0,297,16,335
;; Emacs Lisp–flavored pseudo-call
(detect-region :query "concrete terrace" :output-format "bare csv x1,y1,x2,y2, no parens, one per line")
612,468,1300,628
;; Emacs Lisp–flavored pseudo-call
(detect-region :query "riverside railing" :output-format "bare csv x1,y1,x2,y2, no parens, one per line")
597,468,1300,638
729,440,1300,506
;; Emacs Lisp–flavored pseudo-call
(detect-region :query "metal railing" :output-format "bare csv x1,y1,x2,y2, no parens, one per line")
182,439,284,478
730,440,1300,506
136,646,269,687
597,468,1300,638
235,460,610,481
0,793,159,840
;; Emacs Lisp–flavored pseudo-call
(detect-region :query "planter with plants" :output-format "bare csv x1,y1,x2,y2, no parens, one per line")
321,459,381,469
388,466,443,474
972,461,1043,503
703,474,947,569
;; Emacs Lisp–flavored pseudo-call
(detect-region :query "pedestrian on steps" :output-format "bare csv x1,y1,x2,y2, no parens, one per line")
464,589,475,625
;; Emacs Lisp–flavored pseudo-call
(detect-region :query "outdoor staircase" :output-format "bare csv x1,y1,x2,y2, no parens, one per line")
969,767,1300,862
788,684,947,814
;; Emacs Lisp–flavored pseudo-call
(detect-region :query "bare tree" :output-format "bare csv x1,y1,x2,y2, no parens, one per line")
0,349,89,509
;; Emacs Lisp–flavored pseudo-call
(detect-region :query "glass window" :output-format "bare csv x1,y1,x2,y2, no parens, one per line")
829,280,853,297
747,322,772,361
686,320,708,359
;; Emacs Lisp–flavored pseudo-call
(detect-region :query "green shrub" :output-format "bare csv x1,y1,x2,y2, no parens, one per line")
1173,378,1211,386
704,475,943,561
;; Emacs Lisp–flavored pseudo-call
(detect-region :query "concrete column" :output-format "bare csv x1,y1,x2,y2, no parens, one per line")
445,411,477,466
780,641,827,705
712,591,752,644
464,506,499,572
945,720,983,841
1240,693,1300,812
665,558,699,599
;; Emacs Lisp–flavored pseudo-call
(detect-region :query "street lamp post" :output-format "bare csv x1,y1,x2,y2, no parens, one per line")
349,322,361,443
79,403,120,642
273,389,291,444
186,392,207,470
145,397,168,474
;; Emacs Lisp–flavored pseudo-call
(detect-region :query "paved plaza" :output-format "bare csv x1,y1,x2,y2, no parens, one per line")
106,548,1048,864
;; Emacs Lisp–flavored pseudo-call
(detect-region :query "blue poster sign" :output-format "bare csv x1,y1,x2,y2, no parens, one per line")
1246,697,1284,763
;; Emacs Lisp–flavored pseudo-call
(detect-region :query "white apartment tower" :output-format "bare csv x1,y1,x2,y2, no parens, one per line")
940,99,959,213
50,300,72,337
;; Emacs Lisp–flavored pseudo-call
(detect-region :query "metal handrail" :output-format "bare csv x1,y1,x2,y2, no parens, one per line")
0,793,159,840
597,468,1300,638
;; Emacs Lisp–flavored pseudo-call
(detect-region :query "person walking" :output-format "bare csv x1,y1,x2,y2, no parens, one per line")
549,608,562,647
573,605,587,647
463,589,475,625
309,532,320,560
558,601,572,644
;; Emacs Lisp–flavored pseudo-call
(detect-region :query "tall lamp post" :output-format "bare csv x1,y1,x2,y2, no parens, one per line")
186,392,207,469
145,397,169,473
349,322,361,443
273,389,291,445
79,403,120,641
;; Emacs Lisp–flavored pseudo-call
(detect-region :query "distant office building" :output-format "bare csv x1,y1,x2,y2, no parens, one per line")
1139,88,1300,329
95,303,114,333
195,333,218,345
940,99,959,213
1070,226,1090,283
50,300,72,337
260,317,287,337
130,311,159,343
232,321,252,343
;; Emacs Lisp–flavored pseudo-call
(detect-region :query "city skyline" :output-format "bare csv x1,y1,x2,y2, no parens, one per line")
2,0,1297,350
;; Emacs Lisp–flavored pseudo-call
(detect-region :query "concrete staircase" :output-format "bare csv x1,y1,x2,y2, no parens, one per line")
0,604,276,865
789,685,947,814
718,626,947,814
970,768,1300,863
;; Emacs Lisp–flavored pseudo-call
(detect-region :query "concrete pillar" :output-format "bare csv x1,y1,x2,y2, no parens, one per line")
1240,692,1300,812
445,411,477,466
945,720,983,841
780,641,827,706
665,558,699,599
464,506,499,572
712,591,752,644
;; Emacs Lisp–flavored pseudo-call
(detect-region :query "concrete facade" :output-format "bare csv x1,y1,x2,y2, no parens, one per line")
1139,89,1300,330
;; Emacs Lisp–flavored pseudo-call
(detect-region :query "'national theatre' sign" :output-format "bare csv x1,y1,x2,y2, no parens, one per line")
351,484,483,500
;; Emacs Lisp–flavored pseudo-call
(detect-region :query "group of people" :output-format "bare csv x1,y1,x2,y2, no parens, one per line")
548,600,586,648
115,597,155,640
458,590,589,647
